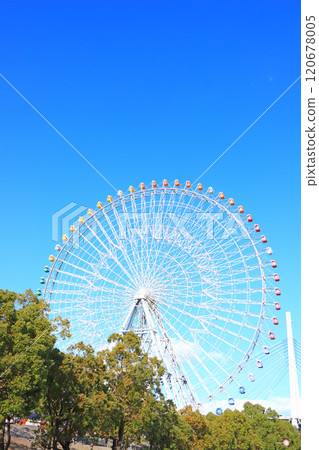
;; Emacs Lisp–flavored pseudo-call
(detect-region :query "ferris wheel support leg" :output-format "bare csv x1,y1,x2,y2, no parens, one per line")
121,299,178,406
143,300,198,408
120,297,197,409
121,300,140,332
150,305,198,408
140,300,181,406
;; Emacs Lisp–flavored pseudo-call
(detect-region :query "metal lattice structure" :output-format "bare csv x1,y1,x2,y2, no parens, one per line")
41,180,282,409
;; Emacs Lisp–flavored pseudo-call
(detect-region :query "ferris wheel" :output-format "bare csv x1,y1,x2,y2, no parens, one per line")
41,180,282,410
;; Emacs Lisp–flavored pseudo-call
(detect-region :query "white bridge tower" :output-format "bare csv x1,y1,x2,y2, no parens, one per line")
286,311,301,428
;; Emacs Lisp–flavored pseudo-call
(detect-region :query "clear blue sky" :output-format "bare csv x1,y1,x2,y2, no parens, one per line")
0,0,300,350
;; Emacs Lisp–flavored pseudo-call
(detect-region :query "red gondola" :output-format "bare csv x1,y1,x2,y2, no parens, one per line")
269,331,275,340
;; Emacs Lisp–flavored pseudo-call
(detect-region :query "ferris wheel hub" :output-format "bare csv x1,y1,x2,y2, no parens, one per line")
134,287,153,301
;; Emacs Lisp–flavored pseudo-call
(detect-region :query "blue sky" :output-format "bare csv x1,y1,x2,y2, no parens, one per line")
0,0,300,410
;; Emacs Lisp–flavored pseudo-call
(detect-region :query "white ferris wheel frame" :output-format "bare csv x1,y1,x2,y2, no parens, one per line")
43,183,280,410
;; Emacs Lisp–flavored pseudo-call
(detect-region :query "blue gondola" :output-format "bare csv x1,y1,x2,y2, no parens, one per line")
239,386,246,394
216,408,223,415
228,397,235,405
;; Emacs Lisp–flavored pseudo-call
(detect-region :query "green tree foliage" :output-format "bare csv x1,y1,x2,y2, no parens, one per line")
169,414,194,450
101,331,165,450
34,343,108,450
34,331,169,450
241,402,279,448
168,404,300,450
177,405,214,449
140,397,180,449
0,289,56,450
273,419,301,450
242,402,301,449
208,409,263,449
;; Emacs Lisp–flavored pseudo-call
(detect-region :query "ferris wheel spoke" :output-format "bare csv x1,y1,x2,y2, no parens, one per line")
155,313,214,401
199,297,269,321
150,239,214,289
147,189,180,275
77,215,132,284
101,205,141,283
147,188,194,275
216,262,265,279
67,226,137,290
157,305,248,393
157,297,256,350
89,214,138,286
157,309,234,393
119,196,146,284
50,263,135,292
199,306,263,332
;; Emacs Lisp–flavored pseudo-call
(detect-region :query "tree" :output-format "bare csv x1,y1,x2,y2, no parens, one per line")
70,342,111,447
208,409,263,449
34,331,167,450
35,342,108,450
241,402,279,448
273,419,301,450
242,402,301,450
178,405,214,449
0,289,56,450
101,331,165,450
169,414,194,450
140,397,180,449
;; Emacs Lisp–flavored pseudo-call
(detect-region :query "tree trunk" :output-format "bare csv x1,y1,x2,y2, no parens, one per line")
4,419,10,450
118,419,125,450
52,437,58,450
0,421,5,450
